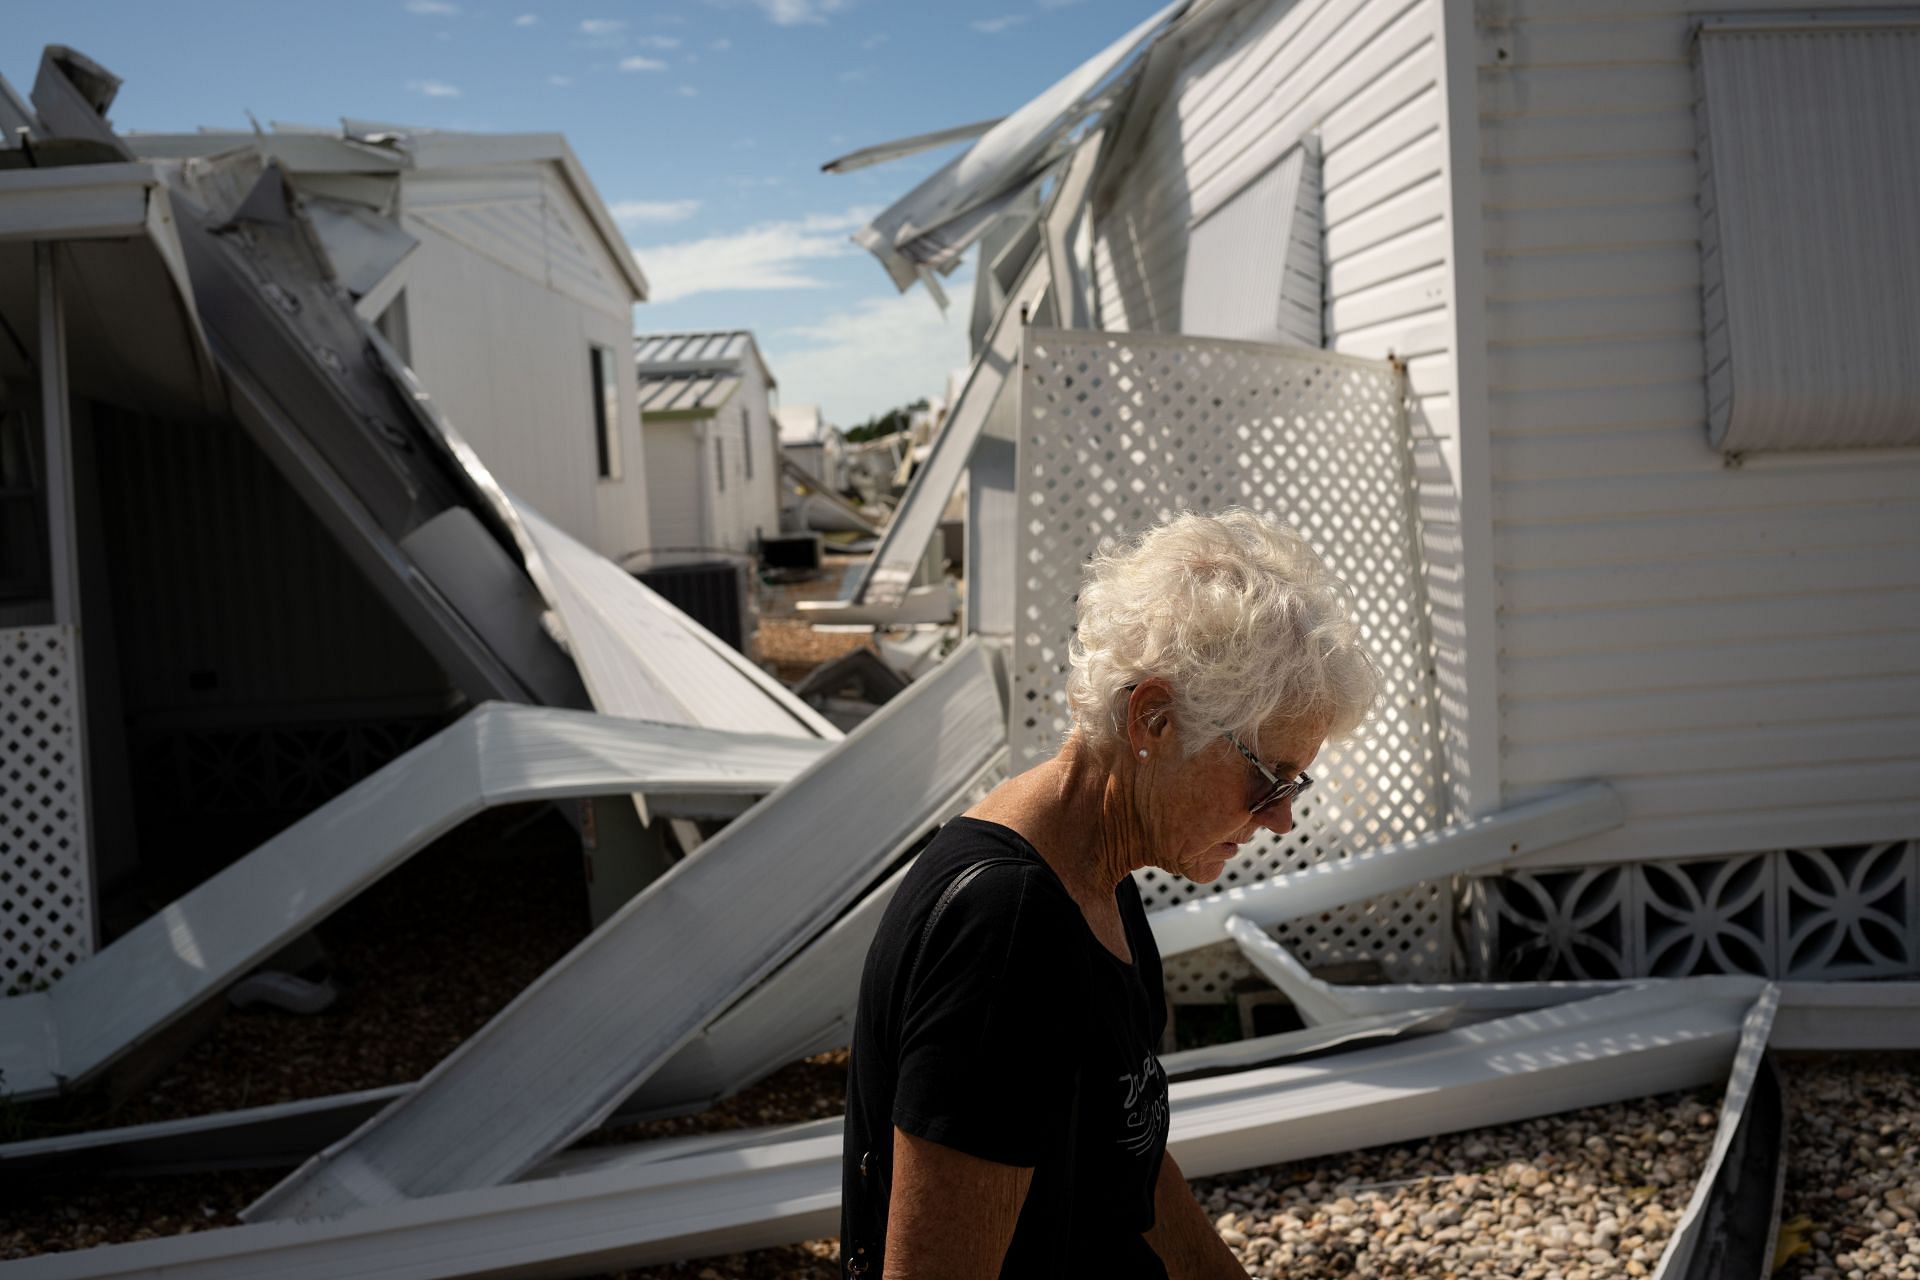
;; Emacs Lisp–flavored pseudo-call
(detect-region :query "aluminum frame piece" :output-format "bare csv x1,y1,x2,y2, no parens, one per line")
0,705,829,1100
1149,783,1625,957
246,641,1008,1221
780,454,880,537
839,252,1051,605
851,0,1191,289
1652,985,1781,1280
511,499,838,740
821,118,1005,174
1157,1006,1458,1078
14,981,1759,1280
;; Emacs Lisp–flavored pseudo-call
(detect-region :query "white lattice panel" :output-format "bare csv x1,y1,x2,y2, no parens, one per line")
1,626,93,992
1011,330,1449,996
1463,841,1920,982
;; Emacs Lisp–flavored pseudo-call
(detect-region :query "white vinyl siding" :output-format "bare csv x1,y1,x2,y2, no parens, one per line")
1476,2,1920,863
1695,18,1920,453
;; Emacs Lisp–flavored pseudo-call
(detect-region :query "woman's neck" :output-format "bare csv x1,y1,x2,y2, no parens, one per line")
970,734,1149,912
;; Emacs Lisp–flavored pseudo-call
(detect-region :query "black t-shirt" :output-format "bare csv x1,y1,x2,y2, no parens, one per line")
840,817,1171,1278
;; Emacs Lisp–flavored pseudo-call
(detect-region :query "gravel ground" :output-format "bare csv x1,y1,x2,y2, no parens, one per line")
1778,1055,1920,1280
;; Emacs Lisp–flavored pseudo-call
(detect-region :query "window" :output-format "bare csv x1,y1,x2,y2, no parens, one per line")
715,436,726,493
1695,17,1920,452
741,407,753,480
589,344,621,479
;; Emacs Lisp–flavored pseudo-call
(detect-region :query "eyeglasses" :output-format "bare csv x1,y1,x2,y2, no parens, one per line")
1223,732,1314,816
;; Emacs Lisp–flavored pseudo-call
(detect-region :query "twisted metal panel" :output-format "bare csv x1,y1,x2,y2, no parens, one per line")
1011,329,1449,995
1,626,92,992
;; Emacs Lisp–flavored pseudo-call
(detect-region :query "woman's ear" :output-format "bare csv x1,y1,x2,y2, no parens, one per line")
1125,678,1177,755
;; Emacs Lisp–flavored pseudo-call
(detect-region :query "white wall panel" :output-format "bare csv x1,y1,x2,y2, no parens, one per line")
1478,1,1920,863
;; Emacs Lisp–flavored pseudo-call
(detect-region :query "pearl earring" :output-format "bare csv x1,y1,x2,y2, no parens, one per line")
1138,749,1149,759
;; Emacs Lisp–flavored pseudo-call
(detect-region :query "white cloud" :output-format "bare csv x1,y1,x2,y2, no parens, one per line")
767,278,975,426
860,32,888,50
620,55,669,71
513,12,539,24
751,0,850,26
636,34,682,48
611,198,702,225
404,0,459,13
633,207,877,302
972,14,1028,33
709,36,733,50
580,17,627,34
549,74,574,87
407,79,462,97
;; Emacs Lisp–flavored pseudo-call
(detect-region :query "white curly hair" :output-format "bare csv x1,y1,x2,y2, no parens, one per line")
1065,508,1379,757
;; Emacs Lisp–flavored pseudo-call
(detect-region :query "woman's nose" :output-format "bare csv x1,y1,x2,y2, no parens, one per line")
1256,797,1294,836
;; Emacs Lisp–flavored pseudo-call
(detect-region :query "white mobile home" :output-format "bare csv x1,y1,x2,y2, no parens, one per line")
126,124,653,563
776,402,846,491
851,0,1920,983
634,331,783,564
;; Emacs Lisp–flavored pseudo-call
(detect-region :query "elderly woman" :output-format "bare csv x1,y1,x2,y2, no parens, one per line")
840,508,1378,1279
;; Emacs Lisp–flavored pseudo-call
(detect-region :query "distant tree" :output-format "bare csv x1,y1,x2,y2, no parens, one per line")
844,397,930,444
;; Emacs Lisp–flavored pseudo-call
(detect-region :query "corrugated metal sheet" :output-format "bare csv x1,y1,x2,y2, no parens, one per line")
1479,3,1920,862
1696,18,1920,452
1179,140,1321,347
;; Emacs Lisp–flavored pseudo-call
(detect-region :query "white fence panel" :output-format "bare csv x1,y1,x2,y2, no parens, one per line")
1011,329,1449,993
1,625,92,993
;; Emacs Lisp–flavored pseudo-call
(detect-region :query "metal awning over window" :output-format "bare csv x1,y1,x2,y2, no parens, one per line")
1696,15,1920,453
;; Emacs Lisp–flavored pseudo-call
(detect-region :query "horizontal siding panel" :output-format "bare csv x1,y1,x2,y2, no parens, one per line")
1480,65,1693,118
1324,220,1448,295
1485,291,1700,346
1481,110,1694,165
1497,463,1920,522
1495,502,1920,571
1322,174,1448,261
1325,264,1448,333
1502,548,1920,614
1615,760,1920,820
1323,132,1445,228
1503,588,1920,657
1488,337,1700,393
1482,200,1701,255
1332,310,1449,362
1491,381,1702,435
1485,244,1701,300
1506,673,1920,744
1482,154,1698,211
1475,16,1691,66
1506,717,1920,789
1321,69,1441,187
1501,633,1920,700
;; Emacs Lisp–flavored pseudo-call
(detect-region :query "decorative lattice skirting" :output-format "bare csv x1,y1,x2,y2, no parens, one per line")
1464,841,1920,982
1,626,92,992
1010,329,1450,998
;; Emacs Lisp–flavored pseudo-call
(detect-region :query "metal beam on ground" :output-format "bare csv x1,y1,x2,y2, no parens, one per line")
13,980,1758,1280
246,641,1008,1221
1149,783,1625,957
0,706,830,1100
1158,1006,1458,1078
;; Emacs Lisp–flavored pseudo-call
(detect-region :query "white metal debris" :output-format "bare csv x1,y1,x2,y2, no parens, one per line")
0,705,829,1100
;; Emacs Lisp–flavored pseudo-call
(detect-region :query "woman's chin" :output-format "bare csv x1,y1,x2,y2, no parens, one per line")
1181,843,1240,884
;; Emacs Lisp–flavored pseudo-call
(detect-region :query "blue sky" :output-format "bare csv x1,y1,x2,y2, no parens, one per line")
6,0,1164,426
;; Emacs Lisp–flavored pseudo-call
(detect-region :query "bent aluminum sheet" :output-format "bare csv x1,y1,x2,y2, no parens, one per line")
1149,783,1625,957
1652,985,1781,1280
0,706,828,1100
842,252,1050,605
17,980,1756,1280
513,499,838,740
247,641,1007,1221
